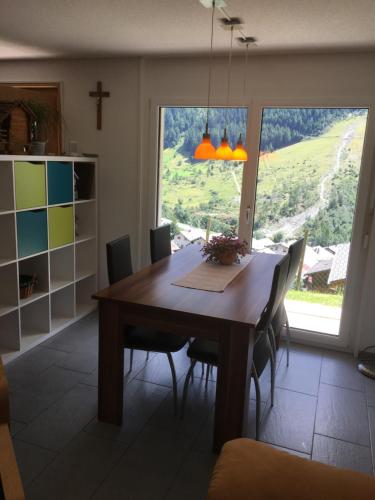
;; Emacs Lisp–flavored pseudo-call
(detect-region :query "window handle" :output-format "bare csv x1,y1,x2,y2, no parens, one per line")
245,207,252,225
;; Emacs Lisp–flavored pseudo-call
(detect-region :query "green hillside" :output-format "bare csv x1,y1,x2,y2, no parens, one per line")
161,114,366,243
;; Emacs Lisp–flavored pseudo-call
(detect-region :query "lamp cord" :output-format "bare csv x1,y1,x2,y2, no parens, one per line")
242,43,249,107
206,0,215,130
226,25,234,107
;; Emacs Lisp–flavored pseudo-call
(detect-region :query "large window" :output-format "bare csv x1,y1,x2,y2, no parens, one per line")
158,106,247,249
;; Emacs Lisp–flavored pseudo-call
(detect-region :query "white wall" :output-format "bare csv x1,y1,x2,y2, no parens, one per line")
0,58,140,286
1,51,375,350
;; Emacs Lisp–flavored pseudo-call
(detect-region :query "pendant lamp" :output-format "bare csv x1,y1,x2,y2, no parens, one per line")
194,1,217,160
232,40,249,161
232,133,248,160
216,25,234,160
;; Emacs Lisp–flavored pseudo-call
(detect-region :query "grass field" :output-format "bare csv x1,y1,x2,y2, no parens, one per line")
286,289,343,307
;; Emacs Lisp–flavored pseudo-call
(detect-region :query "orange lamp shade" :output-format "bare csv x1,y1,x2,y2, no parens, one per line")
216,139,233,160
194,133,217,160
232,143,248,161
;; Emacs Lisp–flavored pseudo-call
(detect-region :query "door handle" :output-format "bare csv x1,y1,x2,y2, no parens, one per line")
245,207,252,225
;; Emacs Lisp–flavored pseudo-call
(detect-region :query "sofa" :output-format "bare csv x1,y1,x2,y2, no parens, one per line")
208,438,375,499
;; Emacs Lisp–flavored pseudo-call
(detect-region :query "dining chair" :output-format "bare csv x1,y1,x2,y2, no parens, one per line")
150,224,172,263
180,254,290,440
106,234,189,415
272,238,305,366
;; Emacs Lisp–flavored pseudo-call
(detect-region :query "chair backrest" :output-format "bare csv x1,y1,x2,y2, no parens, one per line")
286,238,305,291
257,254,290,331
150,224,172,264
106,234,133,285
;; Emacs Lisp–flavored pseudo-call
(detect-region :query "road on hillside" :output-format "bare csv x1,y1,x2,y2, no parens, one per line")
264,122,358,239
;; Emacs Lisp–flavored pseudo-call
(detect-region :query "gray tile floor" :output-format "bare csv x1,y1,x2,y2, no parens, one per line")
5,312,375,499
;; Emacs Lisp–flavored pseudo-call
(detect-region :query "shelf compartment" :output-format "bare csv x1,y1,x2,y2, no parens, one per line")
47,161,73,205
75,239,96,281
17,209,48,258
48,205,74,249
51,285,75,331
75,275,97,317
0,263,18,316
19,253,49,307
20,297,50,347
15,161,46,210
0,213,17,263
0,311,20,352
74,201,96,241
74,162,95,201
0,161,15,211
50,245,74,292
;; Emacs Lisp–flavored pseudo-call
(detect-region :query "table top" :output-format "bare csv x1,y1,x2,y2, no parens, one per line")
93,245,283,328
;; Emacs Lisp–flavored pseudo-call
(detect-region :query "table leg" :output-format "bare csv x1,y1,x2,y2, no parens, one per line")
213,325,255,453
98,301,124,424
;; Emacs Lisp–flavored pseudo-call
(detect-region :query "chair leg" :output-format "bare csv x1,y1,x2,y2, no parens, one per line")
129,349,134,371
146,351,150,361
284,304,291,367
201,362,205,377
252,364,261,441
269,325,277,355
181,360,196,419
268,337,275,408
205,364,210,387
166,352,178,417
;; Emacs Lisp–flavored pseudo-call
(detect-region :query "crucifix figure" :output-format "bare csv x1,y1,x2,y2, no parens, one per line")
89,81,110,130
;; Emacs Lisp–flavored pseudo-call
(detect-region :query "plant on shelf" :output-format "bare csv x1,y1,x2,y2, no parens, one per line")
26,100,61,155
201,233,248,265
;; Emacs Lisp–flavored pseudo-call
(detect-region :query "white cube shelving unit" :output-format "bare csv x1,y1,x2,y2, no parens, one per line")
0,155,98,363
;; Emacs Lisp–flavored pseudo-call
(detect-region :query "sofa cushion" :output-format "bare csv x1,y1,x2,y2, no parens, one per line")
208,438,375,500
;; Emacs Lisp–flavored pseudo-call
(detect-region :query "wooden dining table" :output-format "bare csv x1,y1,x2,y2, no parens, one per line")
93,244,282,453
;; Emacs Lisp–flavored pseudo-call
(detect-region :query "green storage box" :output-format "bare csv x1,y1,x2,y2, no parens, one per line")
48,206,74,249
15,162,46,209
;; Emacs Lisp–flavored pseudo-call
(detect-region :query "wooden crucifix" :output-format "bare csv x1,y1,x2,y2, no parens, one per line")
89,81,110,130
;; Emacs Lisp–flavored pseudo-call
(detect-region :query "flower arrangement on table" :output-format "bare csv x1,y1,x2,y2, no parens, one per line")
201,234,248,265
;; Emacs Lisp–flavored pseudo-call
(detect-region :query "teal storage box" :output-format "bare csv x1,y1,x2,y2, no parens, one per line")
48,162,73,205
17,210,48,258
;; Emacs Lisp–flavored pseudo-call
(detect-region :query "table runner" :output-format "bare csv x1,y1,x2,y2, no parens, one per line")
172,254,253,292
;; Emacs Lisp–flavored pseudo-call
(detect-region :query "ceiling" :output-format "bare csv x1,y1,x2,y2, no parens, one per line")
1,0,375,60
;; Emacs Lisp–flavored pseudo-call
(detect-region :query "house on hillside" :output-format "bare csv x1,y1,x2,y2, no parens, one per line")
304,259,333,292
328,243,350,290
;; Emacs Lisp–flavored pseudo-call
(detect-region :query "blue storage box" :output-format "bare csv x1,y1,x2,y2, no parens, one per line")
47,162,73,205
17,210,48,258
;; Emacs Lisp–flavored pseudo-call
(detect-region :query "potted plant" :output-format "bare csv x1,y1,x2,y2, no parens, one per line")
201,234,248,265
26,100,60,155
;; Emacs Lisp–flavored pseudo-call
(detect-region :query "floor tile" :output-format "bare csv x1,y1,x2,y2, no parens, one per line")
276,344,322,396
368,407,375,474
365,376,375,407
91,425,192,500
321,351,365,392
165,449,216,500
315,383,370,446
149,376,215,438
5,346,68,390
13,439,56,487
16,384,97,451
10,366,84,423
260,387,317,454
10,419,26,436
54,350,98,374
271,444,310,459
26,433,127,500
312,434,373,474
84,378,169,444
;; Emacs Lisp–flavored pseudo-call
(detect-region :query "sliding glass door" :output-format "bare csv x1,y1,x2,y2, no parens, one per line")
251,107,369,339
156,101,372,346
